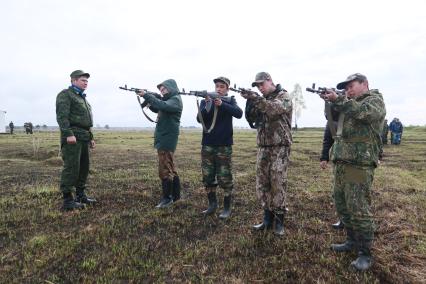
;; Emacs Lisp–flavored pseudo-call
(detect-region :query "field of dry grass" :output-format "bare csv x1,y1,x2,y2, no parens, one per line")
0,127,425,283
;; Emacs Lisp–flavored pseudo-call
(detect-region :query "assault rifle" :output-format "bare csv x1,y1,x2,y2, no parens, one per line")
305,83,344,137
119,84,162,123
179,89,233,103
305,83,344,96
180,89,234,134
229,85,261,129
229,85,260,98
119,85,162,107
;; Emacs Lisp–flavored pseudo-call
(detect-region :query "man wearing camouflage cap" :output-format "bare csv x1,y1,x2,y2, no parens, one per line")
322,73,386,271
242,72,292,236
197,76,242,219
56,70,97,211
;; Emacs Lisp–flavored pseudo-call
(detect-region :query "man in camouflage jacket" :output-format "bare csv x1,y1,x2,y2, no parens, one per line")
322,73,386,271
242,72,292,236
56,70,97,211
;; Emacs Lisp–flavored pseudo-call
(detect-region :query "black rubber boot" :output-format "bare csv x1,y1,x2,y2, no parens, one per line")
332,219,345,230
75,189,97,205
274,213,285,236
253,210,273,230
351,238,373,271
155,179,173,208
172,175,181,202
331,228,355,252
63,192,85,211
202,191,217,215
219,195,232,219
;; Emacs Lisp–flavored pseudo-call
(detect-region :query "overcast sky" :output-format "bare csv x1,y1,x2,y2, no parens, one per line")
1,0,425,128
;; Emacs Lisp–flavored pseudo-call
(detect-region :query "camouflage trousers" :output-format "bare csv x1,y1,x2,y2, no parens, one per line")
256,146,290,214
333,163,375,241
157,150,178,181
201,145,233,196
60,140,90,194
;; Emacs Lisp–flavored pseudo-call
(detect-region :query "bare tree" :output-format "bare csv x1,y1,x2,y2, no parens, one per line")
289,83,306,131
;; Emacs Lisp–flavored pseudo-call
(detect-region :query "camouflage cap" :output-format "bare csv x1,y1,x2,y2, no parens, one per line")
70,70,90,78
336,73,367,90
251,72,271,87
213,76,230,87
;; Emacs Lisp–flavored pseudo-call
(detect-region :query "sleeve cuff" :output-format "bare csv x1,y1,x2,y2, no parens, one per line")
63,129,74,137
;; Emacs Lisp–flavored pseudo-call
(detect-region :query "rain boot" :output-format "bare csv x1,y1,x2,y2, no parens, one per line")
219,195,232,219
273,212,285,236
155,179,173,208
253,209,273,230
202,191,217,215
331,228,355,252
351,237,373,271
172,175,181,202
332,219,344,230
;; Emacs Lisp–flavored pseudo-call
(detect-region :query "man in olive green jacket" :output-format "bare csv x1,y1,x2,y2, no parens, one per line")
322,73,386,271
138,79,183,208
56,70,97,211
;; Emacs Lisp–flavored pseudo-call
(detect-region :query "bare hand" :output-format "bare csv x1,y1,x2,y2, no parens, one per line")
214,98,222,106
90,140,96,149
241,91,257,100
67,136,77,144
320,160,328,169
321,90,338,102
240,92,251,100
136,89,145,97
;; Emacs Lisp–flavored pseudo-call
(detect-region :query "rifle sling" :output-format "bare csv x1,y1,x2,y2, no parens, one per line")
196,99,218,133
137,95,157,123
336,112,345,137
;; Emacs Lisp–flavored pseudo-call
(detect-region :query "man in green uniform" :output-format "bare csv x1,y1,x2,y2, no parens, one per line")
322,73,386,271
137,79,183,208
56,70,97,211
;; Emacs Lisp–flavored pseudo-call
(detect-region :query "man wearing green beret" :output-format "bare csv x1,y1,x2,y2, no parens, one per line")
56,70,97,211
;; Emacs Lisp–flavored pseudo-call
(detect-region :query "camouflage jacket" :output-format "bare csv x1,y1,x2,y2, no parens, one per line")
245,84,293,147
56,87,93,142
330,89,386,167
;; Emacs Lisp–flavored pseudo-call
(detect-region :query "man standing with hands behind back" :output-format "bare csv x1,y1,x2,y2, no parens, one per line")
56,70,97,211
